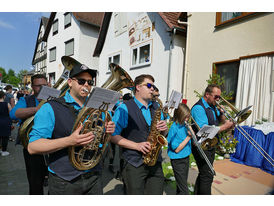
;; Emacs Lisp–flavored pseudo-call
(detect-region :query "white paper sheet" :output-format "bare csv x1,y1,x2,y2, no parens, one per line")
197,125,220,144
86,87,121,111
37,86,61,100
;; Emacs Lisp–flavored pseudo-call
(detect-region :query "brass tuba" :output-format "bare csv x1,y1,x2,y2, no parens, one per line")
18,57,74,148
143,97,168,166
69,63,134,170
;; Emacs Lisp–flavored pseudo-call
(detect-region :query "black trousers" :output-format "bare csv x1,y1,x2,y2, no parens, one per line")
23,148,48,195
121,161,164,195
0,136,9,151
192,146,215,195
171,156,190,195
48,171,103,195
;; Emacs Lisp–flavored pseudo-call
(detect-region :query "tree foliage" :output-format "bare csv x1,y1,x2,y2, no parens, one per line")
0,67,27,87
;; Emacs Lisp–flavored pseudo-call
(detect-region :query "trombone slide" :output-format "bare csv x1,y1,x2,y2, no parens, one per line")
184,121,216,176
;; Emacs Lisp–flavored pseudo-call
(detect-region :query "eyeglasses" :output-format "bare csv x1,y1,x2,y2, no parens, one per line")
32,84,47,87
72,78,94,86
141,83,157,90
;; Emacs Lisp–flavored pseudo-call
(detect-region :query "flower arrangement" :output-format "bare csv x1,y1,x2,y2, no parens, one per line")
217,131,238,155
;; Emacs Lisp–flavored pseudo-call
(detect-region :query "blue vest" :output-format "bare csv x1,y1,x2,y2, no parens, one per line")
192,98,220,140
121,99,162,167
47,97,100,181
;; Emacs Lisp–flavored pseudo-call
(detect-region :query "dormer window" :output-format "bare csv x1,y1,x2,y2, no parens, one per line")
64,12,71,29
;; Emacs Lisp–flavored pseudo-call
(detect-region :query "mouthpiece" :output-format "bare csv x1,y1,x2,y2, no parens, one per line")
82,88,89,93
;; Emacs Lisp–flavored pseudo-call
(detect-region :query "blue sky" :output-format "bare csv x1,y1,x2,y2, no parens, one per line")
0,12,50,74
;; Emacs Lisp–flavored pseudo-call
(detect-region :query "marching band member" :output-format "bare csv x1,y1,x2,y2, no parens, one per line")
191,84,234,195
167,103,192,195
111,74,168,195
10,74,48,195
27,57,115,195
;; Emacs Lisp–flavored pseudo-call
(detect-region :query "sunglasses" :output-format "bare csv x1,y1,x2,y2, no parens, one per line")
72,78,94,86
141,83,157,90
214,95,220,100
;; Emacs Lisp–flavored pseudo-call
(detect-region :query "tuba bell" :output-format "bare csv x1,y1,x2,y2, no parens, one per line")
18,57,74,148
68,63,134,170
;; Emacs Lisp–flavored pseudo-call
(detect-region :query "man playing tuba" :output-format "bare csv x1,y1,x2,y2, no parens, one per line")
10,74,48,195
28,56,115,195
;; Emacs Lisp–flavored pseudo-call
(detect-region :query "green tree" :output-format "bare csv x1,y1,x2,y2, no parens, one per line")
0,67,7,82
193,64,238,156
17,69,28,81
194,64,233,101
0,67,21,87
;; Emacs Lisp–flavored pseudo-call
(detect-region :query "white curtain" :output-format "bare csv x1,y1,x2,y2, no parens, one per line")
235,55,274,126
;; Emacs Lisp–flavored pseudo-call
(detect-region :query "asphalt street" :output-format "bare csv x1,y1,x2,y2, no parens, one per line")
0,124,175,195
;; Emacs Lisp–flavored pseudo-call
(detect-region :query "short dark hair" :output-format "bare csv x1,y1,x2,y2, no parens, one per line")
204,84,221,96
133,74,154,94
31,74,47,85
0,91,6,99
4,85,12,91
123,93,132,101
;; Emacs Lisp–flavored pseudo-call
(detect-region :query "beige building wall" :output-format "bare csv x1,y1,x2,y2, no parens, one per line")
185,12,274,107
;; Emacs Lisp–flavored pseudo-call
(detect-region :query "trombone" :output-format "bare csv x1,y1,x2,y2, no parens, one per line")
184,120,216,176
216,96,274,167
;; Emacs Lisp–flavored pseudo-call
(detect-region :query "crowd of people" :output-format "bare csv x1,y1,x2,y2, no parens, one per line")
0,56,235,195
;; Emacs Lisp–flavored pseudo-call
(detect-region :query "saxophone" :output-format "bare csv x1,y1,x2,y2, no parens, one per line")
143,97,168,166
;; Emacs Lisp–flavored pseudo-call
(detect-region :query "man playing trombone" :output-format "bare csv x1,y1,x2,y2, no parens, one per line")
191,84,234,195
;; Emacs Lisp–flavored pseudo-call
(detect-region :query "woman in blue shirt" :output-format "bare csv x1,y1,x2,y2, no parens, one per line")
167,103,192,195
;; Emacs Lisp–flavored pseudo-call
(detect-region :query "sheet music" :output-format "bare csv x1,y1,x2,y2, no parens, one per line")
37,86,61,100
166,90,182,109
86,87,121,111
197,125,220,144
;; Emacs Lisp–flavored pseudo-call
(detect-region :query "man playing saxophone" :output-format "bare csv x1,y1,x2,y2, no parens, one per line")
27,57,115,195
10,74,48,195
111,74,168,195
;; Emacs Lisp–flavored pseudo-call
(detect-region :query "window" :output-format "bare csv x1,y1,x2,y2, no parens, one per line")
131,41,151,68
216,12,255,27
113,12,127,36
64,12,71,29
65,39,74,56
108,52,121,71
48,72,56,85
214,60,240,102
52,20,58,35
49,47,56,62
40,42,44,51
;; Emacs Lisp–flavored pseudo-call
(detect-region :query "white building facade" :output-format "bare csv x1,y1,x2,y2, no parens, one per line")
96,12,186,102
45,12,102,85
32,17,48,74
